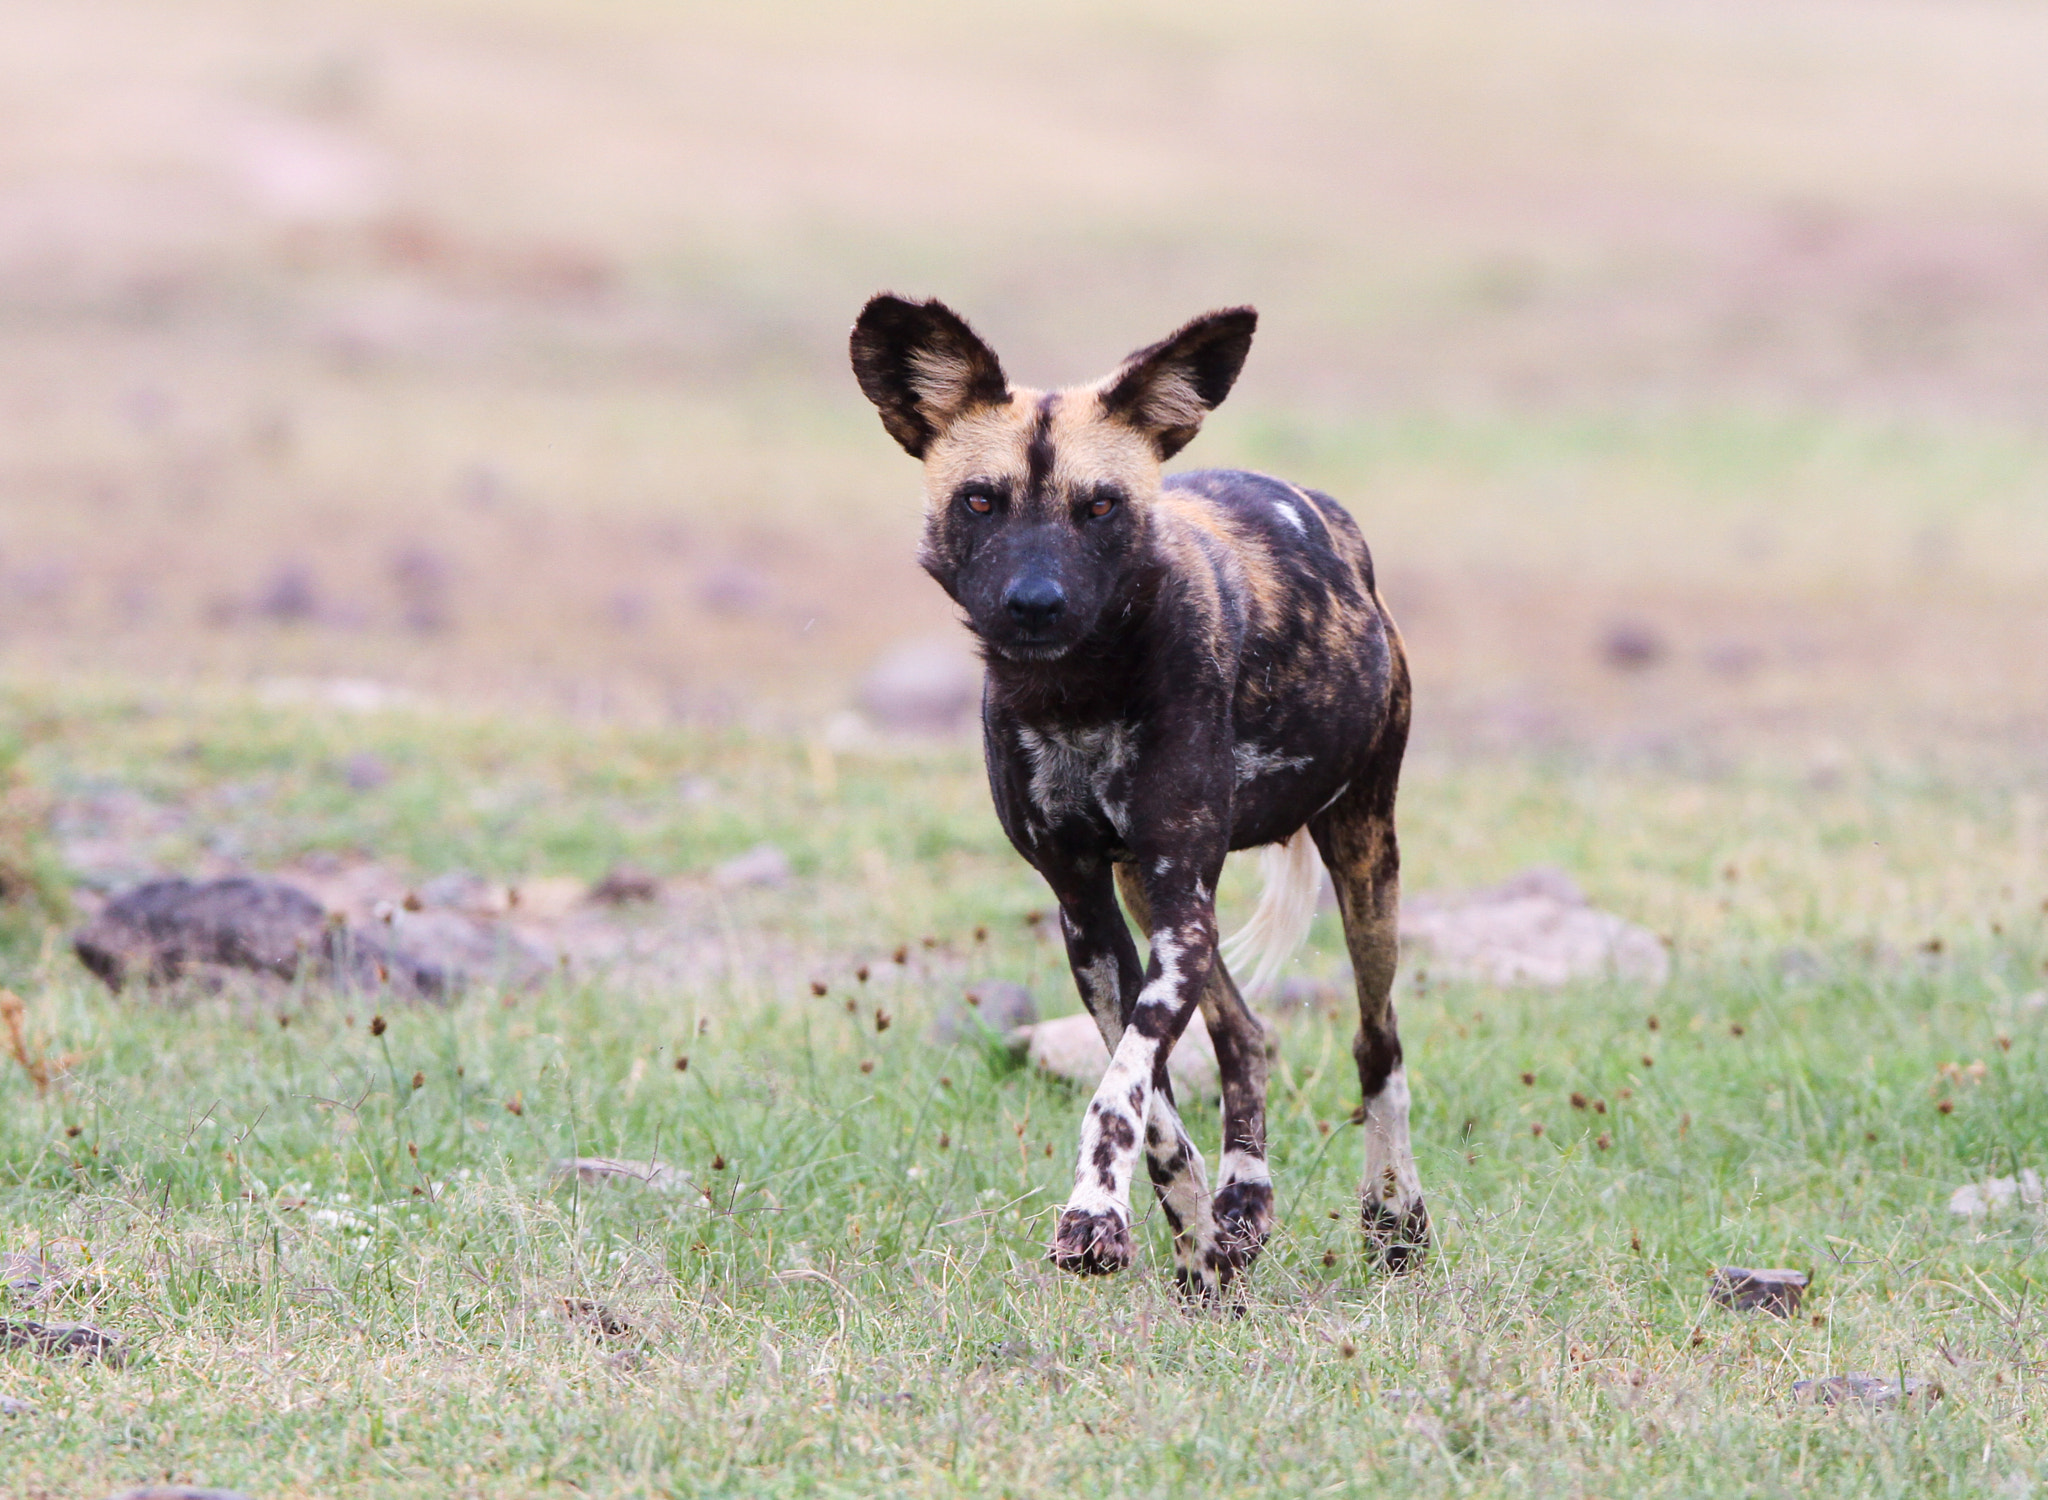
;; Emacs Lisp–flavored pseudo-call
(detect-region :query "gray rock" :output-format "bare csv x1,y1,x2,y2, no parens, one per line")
697,563,771,615
75,877,328,990
1399,865,1669,990
1273,975,1344,1013
1792,1373,1940,1410
253,562,320,623
389,543,453,634
1709,1266,1808,1317
929,981,1038,1044
1948,1169,2042,1217
373,907,551,991
1016,1011,1220,1097
1,1317,125,1364
589,865,659,905
414,869,490,911
550,1157,692,1193
1774,946,1829,984
73,876,489,998
1599,618,1667,670
0,1394,31,1415
1,1251,65,1306
713,844,791,889
856,636,982,734
340,752,391,791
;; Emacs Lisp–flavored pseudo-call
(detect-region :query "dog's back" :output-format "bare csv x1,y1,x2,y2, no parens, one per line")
1150,468,1408,853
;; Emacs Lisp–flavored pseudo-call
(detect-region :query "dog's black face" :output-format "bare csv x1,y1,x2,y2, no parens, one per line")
850,296,1257,663
917,394,1153,661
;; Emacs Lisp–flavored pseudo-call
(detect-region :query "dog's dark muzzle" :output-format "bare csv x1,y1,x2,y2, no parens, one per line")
1003,574,1067,636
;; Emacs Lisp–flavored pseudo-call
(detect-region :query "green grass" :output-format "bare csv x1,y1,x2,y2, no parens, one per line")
3,690,2048,1498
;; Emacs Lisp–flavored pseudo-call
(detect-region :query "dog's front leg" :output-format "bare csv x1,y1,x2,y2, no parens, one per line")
1050,869,1219,1279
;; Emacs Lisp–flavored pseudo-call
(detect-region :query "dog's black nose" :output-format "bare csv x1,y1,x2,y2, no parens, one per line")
1004,575,1066,633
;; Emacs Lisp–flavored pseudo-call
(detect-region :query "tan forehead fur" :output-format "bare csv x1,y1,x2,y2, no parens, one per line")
920,387,1162,510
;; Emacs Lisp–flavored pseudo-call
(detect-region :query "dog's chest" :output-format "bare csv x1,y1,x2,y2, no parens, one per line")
1014,722,1138,837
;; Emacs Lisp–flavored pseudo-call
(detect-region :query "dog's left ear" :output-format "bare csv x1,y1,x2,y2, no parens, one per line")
1100,307,1257,460
850,294,1011,458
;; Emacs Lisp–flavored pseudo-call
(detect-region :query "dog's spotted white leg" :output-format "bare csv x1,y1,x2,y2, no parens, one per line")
1359,1063,1427,1266
1143,1088,1219,1295
1317,781,1431,1271
1059,884,1219,1288
1051,922,1211,1277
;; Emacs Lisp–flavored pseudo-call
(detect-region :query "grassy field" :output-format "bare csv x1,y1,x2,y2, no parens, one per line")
5,0,2048,1493
1,690,2045,1497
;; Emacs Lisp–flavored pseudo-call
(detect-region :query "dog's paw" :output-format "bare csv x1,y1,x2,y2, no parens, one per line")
1362,1196,1431,1273
1048,1207,1134,1276
1209,1179,1275,1270
1171,1256,1237,1312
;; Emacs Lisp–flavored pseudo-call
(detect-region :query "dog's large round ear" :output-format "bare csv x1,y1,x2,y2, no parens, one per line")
1099,307,1257,460
849,295,1011,458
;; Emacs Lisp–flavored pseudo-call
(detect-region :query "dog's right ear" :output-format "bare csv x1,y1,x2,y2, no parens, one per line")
850,295,1010,458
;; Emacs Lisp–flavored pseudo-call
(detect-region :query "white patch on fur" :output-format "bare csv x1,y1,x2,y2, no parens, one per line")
1274,500,1306,533
1132,928,1184,1012
1233,743,1312,785
1016,723,1136,832
1217,1147,1271,1190
1146,1092,1217,1272
1075,954,1123,1048
1361,1066,1424,1212
1220,826,1322,1001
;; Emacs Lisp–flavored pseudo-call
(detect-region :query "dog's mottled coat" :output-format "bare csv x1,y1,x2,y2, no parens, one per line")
850,295,1427,1296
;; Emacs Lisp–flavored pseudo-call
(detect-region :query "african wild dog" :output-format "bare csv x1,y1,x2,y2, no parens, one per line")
850,296,1425,1298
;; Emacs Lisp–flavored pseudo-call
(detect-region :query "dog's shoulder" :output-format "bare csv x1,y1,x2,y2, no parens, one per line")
1154,468,1376,625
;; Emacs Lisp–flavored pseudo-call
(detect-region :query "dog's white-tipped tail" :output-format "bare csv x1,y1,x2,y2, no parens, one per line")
1220,826,1323,1002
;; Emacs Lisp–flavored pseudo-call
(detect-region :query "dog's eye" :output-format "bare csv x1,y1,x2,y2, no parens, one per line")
960,489,995,515
1086,489,1121,520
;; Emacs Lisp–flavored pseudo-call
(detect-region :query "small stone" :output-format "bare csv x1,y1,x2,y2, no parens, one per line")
340,752,391,791
1600,618,1667,670
1792,1373,1940,1410
1948,1169,2044,1217
588,865,659,905
415,870,491,911
1273,975,1343,1012
696,563,772,615
100,1490,256,1500
551,1157,692,1193
1,1252,58,1303
713,844,791,889
1015,1011,1220,1097
855,636,983,734
928,980,1038,1043
1,1317,126,1364
1398,865,1669,990
1709,1266,1808,1317
253,562,320,623
0,1394,31,1415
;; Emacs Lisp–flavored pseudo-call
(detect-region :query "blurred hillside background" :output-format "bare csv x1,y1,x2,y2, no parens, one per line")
3,0,2046,760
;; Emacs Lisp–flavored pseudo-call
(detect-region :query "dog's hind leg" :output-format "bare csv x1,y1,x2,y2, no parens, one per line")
1114,864,1266,1298
1311,772,1429,1272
